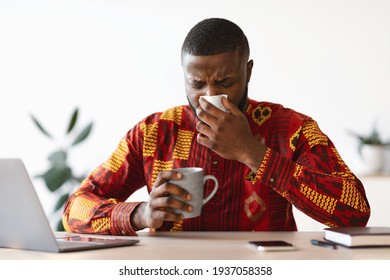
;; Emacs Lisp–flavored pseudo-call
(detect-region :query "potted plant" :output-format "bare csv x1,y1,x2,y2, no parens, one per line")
348,123,390,174
30,108,94,230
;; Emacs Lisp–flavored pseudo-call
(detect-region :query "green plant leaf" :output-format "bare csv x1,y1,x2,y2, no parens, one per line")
42,166,72,192
66,108,79,134
71,122,93,146
54,193,69,211
347,124,384,146
30,114,52,138
56,218,65,231
48,150,67,166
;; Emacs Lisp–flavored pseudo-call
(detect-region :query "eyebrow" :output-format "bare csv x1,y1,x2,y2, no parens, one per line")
189,77,233,83
216,78,232,83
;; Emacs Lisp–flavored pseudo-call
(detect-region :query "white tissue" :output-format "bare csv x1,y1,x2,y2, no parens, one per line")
201,94,229,113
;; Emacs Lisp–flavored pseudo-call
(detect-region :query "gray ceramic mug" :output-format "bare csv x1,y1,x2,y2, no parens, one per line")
169,167,219,218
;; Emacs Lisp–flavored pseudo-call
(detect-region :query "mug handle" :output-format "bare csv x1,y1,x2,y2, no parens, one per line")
202,175,219,205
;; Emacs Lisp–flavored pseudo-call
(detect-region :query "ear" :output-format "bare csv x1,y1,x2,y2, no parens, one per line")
246,59,254,84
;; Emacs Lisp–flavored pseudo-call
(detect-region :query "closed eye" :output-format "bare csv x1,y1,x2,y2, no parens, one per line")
220,82,233,88
190,80,204,89
218,80,234,88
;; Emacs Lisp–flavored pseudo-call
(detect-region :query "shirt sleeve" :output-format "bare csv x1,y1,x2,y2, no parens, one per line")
62,121,147,236
248,119,370,227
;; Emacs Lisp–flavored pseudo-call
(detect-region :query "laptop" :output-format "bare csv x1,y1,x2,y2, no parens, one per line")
0,158,139,252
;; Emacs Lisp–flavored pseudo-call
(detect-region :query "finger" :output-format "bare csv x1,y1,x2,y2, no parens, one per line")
161,205,192,215
199,97,225,117
197,132,211,148
221,97,241,116
196,121,211,136
197,99,224,126
146,210,183,228
150,196,192,213
151,178,193,203
153,170,183,188
196,105,208,124
150,210,184,224
163,183,193,202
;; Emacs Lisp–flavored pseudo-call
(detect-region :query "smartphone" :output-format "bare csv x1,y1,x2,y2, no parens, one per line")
248,240,296,251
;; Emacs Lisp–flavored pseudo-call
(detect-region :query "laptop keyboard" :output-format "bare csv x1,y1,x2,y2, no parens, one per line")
55,236,139,250
57,240,102,249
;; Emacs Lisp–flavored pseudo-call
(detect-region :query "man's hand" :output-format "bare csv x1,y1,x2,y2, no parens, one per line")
131,170,193,230
196,97,266,171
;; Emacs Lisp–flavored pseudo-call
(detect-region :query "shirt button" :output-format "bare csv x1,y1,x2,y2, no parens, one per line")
212,160,218,165
269,177,275,184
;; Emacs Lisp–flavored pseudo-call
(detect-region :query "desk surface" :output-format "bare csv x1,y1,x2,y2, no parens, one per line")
1,231,390,260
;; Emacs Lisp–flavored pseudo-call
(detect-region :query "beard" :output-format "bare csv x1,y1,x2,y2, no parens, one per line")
187,86,248,115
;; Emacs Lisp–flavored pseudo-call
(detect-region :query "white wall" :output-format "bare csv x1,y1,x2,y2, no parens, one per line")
1,0,390,216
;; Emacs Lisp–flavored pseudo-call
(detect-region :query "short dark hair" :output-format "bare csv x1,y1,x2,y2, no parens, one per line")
181,18,250,61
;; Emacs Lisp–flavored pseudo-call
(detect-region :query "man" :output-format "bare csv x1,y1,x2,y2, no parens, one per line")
63,18,370,235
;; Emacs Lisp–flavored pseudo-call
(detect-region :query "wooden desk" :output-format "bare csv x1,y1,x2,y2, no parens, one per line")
1,231,390,260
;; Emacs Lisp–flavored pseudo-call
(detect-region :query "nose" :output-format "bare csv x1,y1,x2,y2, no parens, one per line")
205,85,219,96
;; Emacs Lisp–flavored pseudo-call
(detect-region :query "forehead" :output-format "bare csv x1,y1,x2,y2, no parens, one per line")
182,50,244,79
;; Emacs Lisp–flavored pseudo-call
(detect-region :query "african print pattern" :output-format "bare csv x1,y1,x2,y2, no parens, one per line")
63,99,370,235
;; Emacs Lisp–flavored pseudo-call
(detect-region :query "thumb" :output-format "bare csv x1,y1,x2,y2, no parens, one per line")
222,97,241,116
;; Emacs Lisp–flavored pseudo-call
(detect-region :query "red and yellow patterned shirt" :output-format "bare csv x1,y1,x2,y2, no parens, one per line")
63,99,370,235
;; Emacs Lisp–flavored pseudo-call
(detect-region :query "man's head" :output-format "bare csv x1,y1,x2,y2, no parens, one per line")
181,18,253,112
181,18,250,62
